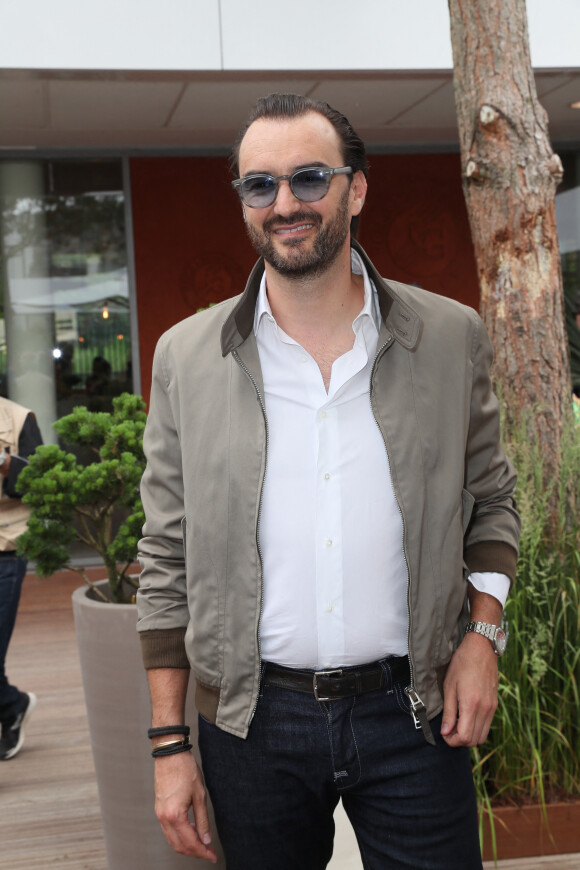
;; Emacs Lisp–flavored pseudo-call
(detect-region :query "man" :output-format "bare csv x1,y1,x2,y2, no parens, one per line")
0,396,42,761
137,94,520,869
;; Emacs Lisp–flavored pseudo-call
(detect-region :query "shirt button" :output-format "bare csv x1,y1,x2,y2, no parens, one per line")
325,539,333,547
324,473,331,481
326,603,334,613
321,411,327,419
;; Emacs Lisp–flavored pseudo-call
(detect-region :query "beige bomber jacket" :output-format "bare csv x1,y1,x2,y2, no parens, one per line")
137,240,521,740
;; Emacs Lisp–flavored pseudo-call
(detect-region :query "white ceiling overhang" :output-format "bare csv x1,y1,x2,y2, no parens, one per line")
0,69,579,153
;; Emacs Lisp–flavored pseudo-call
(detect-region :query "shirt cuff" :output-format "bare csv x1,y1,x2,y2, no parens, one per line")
468,572,510,609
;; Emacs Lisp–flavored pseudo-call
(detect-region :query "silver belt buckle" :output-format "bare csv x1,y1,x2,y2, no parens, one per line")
313,669,343,702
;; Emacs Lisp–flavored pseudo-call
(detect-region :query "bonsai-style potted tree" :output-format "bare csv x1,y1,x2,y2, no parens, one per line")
17,393,224,869
17,392,146,603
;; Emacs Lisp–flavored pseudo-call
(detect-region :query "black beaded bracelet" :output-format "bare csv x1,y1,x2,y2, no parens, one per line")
148,725,190,739
151,741,193,758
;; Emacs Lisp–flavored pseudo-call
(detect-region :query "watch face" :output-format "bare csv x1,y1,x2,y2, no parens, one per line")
495,628,507,655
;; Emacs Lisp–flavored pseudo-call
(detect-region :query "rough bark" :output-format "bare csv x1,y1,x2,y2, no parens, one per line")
448,0,572,482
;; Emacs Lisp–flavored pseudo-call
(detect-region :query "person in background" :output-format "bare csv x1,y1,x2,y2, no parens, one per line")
0,397,42,761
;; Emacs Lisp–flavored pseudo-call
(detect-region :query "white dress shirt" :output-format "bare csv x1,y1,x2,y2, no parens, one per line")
255,251,509,670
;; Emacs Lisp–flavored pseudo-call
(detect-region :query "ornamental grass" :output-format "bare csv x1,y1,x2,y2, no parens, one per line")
474,404,580,849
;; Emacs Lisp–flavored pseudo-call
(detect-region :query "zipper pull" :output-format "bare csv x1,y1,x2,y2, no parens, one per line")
405,687,436,746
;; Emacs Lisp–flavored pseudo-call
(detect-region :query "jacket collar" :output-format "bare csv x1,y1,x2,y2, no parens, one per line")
220,238,422,357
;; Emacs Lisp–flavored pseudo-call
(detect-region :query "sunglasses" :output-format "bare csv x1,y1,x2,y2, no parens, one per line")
232,166,353,209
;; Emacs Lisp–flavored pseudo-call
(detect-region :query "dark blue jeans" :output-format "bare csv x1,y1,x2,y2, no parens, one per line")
198,662,483,870
0,553,27,722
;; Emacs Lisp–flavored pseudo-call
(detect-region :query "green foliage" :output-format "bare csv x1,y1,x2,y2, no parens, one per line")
475,405,580,847
17,393,146,603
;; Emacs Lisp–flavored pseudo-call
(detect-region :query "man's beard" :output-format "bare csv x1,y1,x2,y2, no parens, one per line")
244,189,351,279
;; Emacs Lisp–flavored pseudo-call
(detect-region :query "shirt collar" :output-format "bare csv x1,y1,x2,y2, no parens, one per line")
253,248,381,336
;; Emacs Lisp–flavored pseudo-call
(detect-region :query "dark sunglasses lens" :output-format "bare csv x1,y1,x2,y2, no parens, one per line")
241,175,277,207
291,169,330,202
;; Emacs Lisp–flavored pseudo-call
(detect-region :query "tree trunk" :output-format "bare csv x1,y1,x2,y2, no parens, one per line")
448,0,572,482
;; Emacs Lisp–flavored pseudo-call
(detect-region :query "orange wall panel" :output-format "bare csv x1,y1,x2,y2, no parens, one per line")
131,154,479,403
360,154,479,306
130,156,256,401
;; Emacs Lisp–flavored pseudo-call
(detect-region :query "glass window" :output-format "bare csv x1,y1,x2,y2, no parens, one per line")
0,159,134,443
556,153,580,398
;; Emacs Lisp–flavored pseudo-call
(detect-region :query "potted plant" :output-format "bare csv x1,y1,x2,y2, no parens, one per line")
17,392,146,603
17,393,224,869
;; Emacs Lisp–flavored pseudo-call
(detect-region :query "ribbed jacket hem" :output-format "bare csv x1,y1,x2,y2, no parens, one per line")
464,541,518,584
140,627,190,669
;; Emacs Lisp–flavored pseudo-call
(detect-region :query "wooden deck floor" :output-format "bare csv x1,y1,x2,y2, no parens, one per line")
1,569,107,869
1,567,579,870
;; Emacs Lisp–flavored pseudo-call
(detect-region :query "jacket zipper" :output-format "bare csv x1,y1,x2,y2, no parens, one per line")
232,349,269,726
370,336,435,746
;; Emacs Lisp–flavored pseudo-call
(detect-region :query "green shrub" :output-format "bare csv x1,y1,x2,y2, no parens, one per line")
17,393,146,603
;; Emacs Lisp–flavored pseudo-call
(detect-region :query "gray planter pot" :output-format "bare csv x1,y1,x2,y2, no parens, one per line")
72,581,225,870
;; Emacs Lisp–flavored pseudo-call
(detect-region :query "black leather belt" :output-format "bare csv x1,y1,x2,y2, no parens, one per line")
263,657,410,702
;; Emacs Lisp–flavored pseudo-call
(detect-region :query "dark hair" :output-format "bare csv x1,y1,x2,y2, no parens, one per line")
230,93,369,238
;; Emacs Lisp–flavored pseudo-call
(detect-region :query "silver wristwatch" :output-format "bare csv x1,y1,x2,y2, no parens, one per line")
465,621,507,656
0,448,7,467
